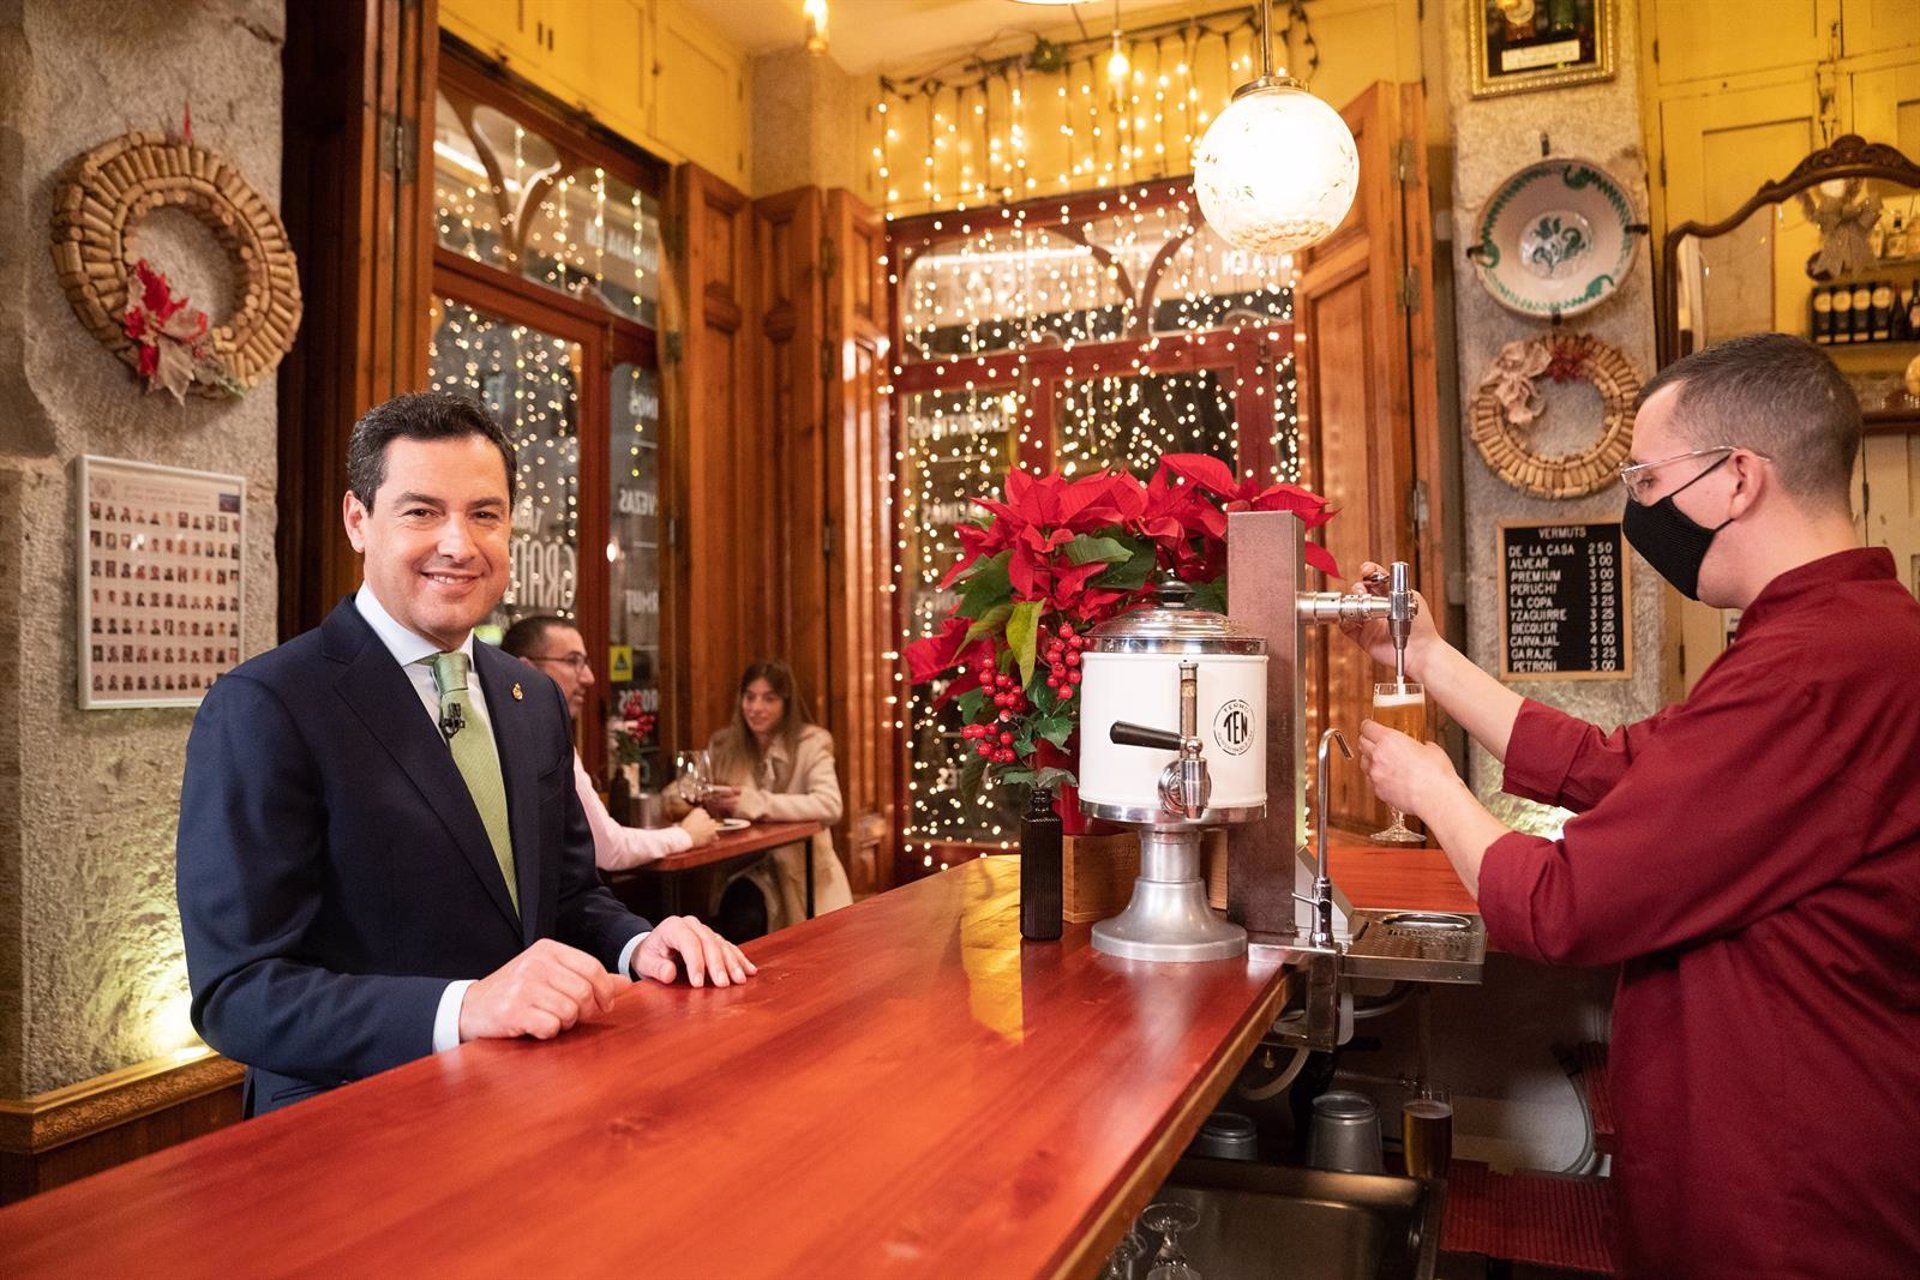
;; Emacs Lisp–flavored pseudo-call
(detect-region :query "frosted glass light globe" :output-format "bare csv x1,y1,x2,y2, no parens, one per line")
1193,82,1360,255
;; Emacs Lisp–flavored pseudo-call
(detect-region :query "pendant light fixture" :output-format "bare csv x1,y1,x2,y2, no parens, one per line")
1105,0,1130,90
1192,0,1359,254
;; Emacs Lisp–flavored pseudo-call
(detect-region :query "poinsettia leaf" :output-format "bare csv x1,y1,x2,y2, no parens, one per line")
964,602,1013,643
958,550,1012,617
1034,712,1074,749
1304,539,1342,579
1159,452,1239,497
956,685,988,722
1095,542,1159,591
1031,765,1078,792
1186,576,1227,615
1063,533,1133,565
1005,599,1043,687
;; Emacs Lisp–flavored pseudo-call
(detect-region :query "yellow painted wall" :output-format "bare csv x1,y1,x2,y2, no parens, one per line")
1638,0,1920,687
439,0,752,191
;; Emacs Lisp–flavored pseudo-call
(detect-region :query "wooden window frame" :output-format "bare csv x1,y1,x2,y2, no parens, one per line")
433,48,669,779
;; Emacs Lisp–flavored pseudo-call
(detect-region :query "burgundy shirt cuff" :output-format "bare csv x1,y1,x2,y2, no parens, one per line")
1475,829,1559,963
1500,699,1587,808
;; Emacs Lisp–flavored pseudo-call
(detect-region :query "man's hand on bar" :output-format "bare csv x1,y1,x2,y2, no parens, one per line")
458,938,629,1042
632,915,757,988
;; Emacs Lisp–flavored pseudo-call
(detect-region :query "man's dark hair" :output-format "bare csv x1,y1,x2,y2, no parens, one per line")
1635,333,1859,508
346,392,517,511
499,614,572,659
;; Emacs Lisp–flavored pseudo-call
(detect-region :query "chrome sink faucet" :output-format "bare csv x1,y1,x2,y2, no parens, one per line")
1295,727,1352,951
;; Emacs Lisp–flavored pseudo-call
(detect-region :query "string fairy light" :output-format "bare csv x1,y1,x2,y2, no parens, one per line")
873,4,1324,861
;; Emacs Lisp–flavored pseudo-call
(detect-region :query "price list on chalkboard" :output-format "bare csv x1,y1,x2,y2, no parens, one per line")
1499,521,1631,679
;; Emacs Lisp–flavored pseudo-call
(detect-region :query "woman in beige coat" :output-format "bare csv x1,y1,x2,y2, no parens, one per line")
704,660,853,939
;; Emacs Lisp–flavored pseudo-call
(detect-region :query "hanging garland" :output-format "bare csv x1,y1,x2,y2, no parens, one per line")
1469,332,1641,499
48,128,302,402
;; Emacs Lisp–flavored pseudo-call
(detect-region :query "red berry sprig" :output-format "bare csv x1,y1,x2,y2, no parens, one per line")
960,670,1030,764
1042,621,1087,697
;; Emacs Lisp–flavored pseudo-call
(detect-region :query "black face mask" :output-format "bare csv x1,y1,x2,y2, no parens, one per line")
1621,453,1733,601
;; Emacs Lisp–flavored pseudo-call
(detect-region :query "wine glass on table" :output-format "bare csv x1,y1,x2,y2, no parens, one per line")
673,750,707,807
1369,680,1427,845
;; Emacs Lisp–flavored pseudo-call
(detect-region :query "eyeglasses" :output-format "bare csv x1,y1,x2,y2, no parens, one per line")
1617,444,1770,505
530,652,592,673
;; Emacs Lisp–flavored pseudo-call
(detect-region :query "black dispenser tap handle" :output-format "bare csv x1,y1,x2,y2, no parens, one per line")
1109,721,1183,751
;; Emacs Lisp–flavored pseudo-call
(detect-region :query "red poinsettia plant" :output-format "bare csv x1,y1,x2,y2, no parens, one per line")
610,689,658,768
904,454,1339,794
120,259,239,402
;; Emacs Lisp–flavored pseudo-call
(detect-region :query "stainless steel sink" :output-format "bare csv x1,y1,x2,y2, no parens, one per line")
1339,909,1486,984
1133,1158,1444,1280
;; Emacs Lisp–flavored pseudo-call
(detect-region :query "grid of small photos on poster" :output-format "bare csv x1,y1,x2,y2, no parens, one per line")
78,456,244,709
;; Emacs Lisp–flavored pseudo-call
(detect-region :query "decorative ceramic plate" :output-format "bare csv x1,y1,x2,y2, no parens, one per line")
1472,159,1640,319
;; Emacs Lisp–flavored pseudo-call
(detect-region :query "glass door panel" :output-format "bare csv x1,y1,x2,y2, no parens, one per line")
428,296,582,636
608,361,665,785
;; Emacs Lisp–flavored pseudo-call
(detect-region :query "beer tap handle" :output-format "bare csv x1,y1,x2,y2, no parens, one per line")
1389,561,1414,688
1109,722,1184,751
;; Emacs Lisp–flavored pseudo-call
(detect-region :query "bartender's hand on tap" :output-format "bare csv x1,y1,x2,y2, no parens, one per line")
1341,561,1442,680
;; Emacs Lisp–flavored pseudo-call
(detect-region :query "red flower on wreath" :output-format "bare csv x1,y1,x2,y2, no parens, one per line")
119,259,230,403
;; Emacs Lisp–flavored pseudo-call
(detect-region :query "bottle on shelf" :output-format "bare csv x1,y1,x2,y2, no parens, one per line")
1811,286,1833,344
1904,279,1920,342
1871,282,1895,343
1887,215,1911,262
1851,283,1873,343
1832,284,1854,344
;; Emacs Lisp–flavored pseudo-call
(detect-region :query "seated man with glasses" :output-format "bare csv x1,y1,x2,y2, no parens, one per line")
501,616,718,868
1337,333,1919,1279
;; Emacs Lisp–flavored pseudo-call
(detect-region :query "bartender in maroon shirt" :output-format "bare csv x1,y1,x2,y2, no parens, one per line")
1346,333,1920,1279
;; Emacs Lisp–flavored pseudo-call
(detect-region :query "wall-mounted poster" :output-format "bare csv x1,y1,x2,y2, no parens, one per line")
77,455,244,709
1470,0,1615,99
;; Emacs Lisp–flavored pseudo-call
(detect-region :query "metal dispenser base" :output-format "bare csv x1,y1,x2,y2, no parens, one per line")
1092,828,1248,962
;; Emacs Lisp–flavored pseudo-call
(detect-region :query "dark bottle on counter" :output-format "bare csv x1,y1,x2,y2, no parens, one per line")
608,764,633,826
1811,286,1833,343
1020,785,1064,940
1832,284,1854,342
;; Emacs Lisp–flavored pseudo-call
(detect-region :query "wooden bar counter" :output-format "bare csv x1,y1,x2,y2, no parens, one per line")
0,858,1290,1278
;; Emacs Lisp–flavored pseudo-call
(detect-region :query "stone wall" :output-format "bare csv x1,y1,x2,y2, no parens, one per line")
1441,1,1667,818
0,0,283,1096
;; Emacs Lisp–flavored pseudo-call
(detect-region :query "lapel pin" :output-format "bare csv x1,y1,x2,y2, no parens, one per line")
512,682,524,701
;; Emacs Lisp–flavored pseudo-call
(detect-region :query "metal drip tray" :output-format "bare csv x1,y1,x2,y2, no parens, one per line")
1340,909,1486,984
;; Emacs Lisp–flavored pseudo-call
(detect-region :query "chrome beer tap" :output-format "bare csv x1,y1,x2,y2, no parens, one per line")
1295,559,1418,686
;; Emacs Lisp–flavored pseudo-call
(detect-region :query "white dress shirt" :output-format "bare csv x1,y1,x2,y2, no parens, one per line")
352,586,649,1054
574,751,692,869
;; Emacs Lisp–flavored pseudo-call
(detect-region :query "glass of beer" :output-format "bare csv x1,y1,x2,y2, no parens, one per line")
1402,1083,1453,1179
1370,681,1427,844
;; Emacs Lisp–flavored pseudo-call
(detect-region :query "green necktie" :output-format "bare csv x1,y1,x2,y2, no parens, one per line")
426,651,518,916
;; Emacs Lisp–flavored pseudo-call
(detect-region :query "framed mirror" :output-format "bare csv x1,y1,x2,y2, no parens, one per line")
1659,134,1920,432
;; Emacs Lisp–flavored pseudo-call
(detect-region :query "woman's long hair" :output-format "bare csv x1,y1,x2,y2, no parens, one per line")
708,660,813,785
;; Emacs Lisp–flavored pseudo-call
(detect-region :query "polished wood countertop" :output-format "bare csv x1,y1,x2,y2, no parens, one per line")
0,858,1289,1278
1328,833,1481,916
609,818,824,876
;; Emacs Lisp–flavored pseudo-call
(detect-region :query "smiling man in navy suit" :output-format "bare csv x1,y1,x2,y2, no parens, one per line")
177,392,753,1116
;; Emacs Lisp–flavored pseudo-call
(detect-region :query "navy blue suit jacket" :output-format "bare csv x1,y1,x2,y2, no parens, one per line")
176,598,649,1115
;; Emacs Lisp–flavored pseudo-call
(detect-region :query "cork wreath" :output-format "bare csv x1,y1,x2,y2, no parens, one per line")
1469,332,1641,500
49,129,301,401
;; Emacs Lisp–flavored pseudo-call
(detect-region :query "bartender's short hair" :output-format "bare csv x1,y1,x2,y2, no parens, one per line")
499,615,572,659
347,392,517,511
1636,334,1859,508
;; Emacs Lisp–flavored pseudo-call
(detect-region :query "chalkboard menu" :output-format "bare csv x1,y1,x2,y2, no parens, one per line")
1498,521,1632,679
